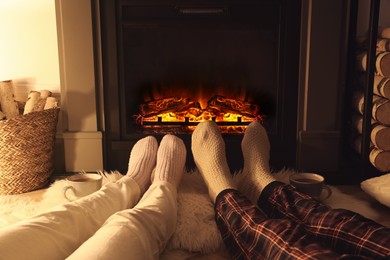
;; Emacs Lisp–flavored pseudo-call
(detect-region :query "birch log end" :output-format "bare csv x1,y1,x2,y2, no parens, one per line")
44,97,58,110
372,96,390,126
371,124,390,151
40,90,52,99
354,93,390,126
351,114,376,134
380,27,390,39
0,80,19,119
357,51,390,77
377,39,390,52
23,91,41,115
370,148,390,172
376,52,390,77
373,75,390,99
0,111,6,120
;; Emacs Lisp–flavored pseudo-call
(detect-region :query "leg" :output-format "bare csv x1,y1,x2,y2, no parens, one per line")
239,122,390,258
67,135,186,259
0,136,158,260
192,121,341,259
259,182,390,259
215,189,342,260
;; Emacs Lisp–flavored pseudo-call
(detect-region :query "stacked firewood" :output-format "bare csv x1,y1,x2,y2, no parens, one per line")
353,27,390,172
0,80,58,121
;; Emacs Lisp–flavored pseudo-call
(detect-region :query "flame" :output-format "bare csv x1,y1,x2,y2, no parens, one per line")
145,83,248,107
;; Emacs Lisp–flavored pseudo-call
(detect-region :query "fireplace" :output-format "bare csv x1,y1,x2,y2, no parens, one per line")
99,0,301,173
55,0,352,183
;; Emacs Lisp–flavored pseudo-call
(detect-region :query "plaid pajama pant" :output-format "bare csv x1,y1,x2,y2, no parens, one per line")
215,181,390,260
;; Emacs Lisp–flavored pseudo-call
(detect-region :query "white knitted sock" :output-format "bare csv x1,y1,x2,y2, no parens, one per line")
191,121,236,202
238,121,275,203
126,136,158,193
153,135,187,188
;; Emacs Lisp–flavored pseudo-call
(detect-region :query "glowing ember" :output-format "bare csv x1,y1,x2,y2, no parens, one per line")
134,95,263,133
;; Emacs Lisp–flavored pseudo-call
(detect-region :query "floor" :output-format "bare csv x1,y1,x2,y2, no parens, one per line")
15,188,46,202
4,177,390,260
324,185,390,227
15,183,390,227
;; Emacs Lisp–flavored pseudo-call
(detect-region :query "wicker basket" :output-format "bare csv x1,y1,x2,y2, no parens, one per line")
0,108,60,195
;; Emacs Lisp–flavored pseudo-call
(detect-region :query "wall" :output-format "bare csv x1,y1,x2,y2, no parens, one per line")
0,0,60,96
297,0,349,179
0,0,104,175
298,0,390,181
357,0,390,40
0,0,65,173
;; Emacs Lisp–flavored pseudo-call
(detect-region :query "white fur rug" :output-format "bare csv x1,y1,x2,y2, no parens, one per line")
0,169,292,253
1,169,389,255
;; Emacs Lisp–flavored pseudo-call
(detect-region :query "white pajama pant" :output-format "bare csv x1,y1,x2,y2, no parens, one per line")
0,178,177,260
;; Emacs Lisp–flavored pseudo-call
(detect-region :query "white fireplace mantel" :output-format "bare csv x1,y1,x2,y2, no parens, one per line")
55,0,103,173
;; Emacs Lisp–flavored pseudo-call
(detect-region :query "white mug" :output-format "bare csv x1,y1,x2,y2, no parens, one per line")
63,173,102,201
289,172,332,200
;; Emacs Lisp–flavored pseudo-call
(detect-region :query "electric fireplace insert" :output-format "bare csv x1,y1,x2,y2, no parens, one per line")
100,0,301,172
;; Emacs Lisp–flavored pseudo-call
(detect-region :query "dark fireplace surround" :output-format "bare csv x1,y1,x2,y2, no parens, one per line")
100,0,301,173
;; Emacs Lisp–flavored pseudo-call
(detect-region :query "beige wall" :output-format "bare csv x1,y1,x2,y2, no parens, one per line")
0,0,66,174
0,0,60,99
0,0,104,175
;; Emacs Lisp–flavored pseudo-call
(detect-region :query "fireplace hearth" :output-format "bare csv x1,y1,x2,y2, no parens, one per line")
100,0,301,173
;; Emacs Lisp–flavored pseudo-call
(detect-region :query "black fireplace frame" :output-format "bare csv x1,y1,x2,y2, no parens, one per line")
99,0,301,173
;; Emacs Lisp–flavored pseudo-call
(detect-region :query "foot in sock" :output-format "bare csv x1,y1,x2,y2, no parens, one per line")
237,121,276,204
125,136,158,193
153,134,187,188
191,121,236,203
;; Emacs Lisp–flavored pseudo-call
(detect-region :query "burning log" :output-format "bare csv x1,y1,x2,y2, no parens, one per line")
206,95,260,119
135,94,263,132
139,97,201,118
